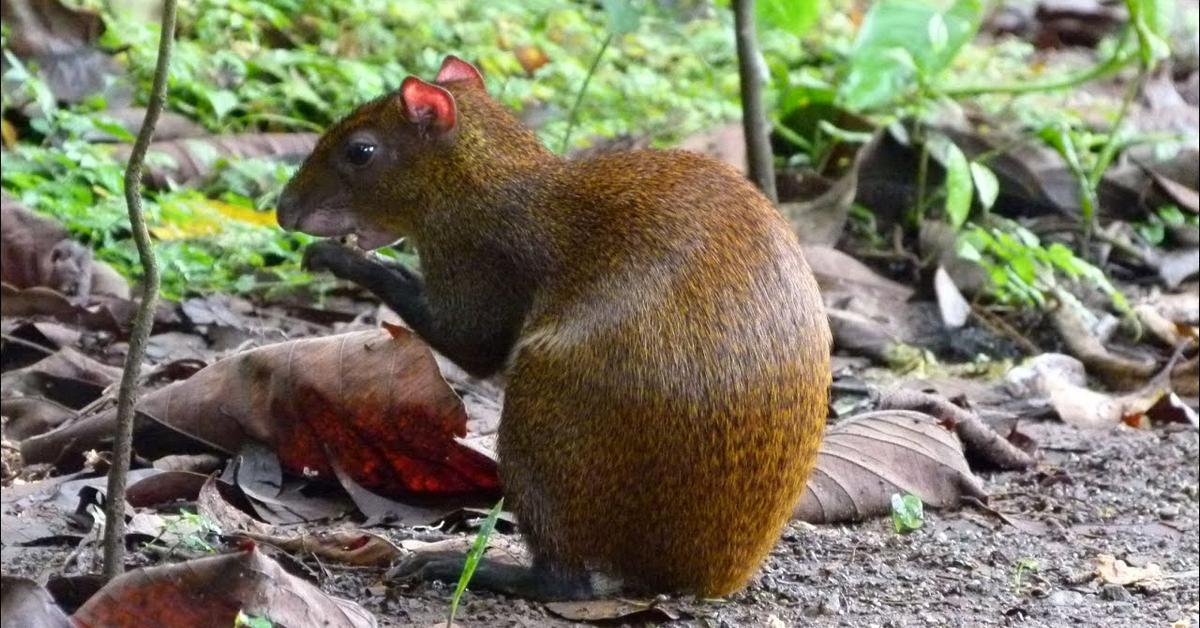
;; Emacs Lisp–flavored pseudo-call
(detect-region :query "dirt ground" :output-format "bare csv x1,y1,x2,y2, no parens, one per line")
325,420,1197,627
3,413,1197,627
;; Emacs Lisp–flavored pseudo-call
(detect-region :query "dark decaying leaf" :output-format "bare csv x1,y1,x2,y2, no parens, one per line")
113,133,318,188
0,575,72,628
804,245,946,361
779,138,866,246
21,329,500,501
1,346,118,410
196,474,272,536
794,410,987,524
71,545,377,628
83,107,208,143
0,397,75,440
0,0,128,106
1050,293,1158,390
2,193,130,300
233,441,353,524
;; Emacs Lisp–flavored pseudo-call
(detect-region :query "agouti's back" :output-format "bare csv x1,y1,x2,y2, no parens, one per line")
504,149,830,595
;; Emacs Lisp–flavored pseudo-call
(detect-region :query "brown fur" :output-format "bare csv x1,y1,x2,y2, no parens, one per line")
281,72,831,596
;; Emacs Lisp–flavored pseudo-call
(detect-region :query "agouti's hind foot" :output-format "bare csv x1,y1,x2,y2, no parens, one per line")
387,551,598,601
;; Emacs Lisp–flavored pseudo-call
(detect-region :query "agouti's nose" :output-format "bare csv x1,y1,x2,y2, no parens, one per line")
276,187,301,230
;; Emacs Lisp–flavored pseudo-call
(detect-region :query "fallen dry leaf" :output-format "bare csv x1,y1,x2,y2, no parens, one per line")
1,194,129,300
239,528,402,567
0,575,71,628
1095,553,1164,587
544,599,682,623
22,329,500,501
71,545,376,628
794,410,987,523
0,0,128,107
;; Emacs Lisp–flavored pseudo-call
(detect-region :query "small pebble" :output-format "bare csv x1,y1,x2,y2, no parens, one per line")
1046,590,1085,606
1100,584,1132,602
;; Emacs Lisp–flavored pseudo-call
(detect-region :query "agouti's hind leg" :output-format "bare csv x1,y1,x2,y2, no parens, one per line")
388,551,599,601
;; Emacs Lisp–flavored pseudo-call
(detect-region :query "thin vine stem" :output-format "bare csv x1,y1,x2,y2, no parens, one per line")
103,0,176,582
939,48,1134,98
559,32,613,154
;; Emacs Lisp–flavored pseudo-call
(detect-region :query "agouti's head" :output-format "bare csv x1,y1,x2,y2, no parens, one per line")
277,55,499,249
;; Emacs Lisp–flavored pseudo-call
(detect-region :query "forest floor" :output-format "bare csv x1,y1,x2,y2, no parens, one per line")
9,404,1192,628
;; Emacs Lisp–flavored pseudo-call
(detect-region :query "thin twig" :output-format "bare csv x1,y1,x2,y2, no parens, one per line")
102,0,177,582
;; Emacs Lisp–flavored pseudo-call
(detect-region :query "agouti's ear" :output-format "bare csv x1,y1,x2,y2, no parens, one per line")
435,55,485,89
400,76,457,136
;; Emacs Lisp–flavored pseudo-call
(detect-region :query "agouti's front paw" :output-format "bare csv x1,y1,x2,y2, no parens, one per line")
387,551,467,586
301,239,362,275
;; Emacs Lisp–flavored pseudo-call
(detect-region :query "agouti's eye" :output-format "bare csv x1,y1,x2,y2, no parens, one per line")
345,141,376,167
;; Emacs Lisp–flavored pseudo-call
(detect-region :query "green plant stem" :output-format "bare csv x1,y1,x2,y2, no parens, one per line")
559,33,613,154
939,48,1134,98
103,0,175,582
912,128,929,227
1088,66,1149,189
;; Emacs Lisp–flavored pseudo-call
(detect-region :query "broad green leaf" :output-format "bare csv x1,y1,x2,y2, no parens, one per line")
601,0,641,35
969,161,999,211
839,0,983,111
207,90,239,122
928,13,948,52
928,134,973,228
758,0,824,37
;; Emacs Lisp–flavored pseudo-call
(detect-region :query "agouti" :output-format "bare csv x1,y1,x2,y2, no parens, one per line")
277,55,831,600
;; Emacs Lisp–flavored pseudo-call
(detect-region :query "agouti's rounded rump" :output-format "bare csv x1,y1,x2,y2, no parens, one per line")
278,55,830,599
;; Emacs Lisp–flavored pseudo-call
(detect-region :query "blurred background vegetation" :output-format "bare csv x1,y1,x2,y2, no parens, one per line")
2,0,1196,311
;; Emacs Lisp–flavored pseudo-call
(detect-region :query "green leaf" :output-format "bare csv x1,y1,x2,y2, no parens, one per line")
1127,0,1173,65
1157,204,1185,226
927,13,948,52
1136,220,1165,245
969,161,999,211
758,0,824,37
839,0,983,110
928,134,973,228
601,0,641,35
890,493,924,533
207,90,239,122
234,611,273,628
447,498,505,627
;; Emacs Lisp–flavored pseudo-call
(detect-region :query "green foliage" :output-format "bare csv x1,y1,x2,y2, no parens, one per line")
889,493,924,534
956,223,1130,314
102,0,755,150
838,0,983,111
927,132,973,228
0,134,315,300
1135,204,1196,245
234,611,274,628
757,0,824,37
447,498,505,628
1011,557,1039,593
5,1,800,299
